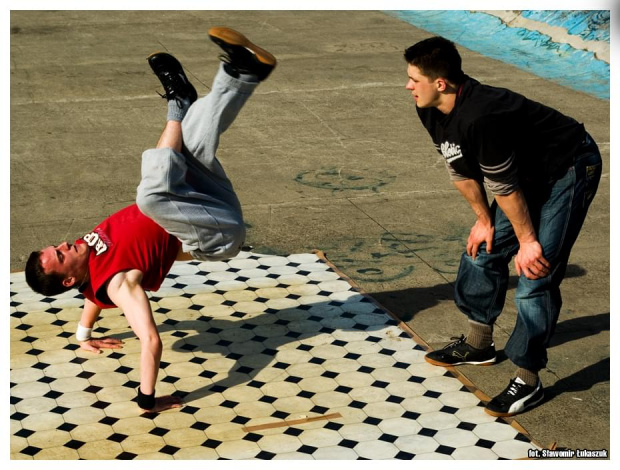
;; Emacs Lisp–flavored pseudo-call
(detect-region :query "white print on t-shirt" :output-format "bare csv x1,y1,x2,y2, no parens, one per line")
440,141,463,163
83,231,108,256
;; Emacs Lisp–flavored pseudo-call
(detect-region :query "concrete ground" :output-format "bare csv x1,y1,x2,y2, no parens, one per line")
10,11,610,454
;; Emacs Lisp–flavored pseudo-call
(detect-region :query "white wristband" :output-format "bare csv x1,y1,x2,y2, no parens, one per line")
76,323,93,342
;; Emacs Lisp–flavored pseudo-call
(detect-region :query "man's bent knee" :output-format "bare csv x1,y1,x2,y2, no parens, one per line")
136,189,159,218
190,244,240,262
191,223,245,262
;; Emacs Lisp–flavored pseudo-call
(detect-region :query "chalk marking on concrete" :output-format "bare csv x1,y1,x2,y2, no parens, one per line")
12,82,397,106
298,101,347,148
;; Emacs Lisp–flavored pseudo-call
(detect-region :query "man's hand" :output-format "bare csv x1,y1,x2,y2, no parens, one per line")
451,179,493,260
80,337,124,354
467,219,495,260
141,395,184,413
515,240,551,280
493,189,550,279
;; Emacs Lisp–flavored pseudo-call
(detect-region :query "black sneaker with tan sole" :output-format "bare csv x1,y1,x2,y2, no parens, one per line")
485,377,544,417
147,52,198,105
208,26,276,81
425,335,497,367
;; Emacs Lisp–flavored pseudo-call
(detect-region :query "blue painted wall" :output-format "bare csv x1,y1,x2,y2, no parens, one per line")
520,10,610,42
387,10,610,100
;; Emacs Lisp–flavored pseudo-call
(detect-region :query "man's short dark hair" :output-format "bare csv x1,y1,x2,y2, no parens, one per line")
404,36,466,84
25,251,71,296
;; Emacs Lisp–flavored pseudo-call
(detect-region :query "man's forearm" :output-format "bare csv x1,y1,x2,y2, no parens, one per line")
77,297,124,353
107,270,162,395
495,188,550,278
79,298,102,329
494,189,537,243
453,179,492,223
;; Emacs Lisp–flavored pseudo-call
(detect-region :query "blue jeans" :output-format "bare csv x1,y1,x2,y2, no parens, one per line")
454,136,602,371
136,64,258,261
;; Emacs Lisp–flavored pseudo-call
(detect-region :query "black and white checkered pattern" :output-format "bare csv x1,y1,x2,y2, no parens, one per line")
10,252,540,460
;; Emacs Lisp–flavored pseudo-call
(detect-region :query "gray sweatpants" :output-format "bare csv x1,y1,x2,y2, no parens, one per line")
136,63,258,261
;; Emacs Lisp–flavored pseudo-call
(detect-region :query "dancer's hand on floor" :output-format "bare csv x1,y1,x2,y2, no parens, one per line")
80,336,124,354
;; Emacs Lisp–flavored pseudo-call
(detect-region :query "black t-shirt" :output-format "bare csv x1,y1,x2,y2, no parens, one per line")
417,76,586,194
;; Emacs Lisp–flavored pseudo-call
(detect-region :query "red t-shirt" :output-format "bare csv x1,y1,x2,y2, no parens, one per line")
77,204,181,309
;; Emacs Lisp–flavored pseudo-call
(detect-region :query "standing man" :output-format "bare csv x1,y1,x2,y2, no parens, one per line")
25,27,276,413
404,36,602,417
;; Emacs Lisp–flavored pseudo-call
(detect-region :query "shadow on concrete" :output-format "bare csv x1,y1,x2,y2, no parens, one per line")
550,311,610,349
541,357,610,403
370,282,453,323
371,264,588,323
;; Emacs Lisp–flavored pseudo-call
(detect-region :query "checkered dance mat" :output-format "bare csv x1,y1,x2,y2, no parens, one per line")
10,252,541,460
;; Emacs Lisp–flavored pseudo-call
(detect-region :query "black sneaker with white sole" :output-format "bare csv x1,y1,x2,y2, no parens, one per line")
485,377,544,417
425,335,497,367
147,52,198,106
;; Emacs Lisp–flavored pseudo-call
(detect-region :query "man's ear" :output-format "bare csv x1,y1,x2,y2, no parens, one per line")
436,78,448,92
62,277,76,288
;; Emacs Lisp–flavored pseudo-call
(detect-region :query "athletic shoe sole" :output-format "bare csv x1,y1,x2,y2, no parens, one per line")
425,356,497,367
209,26,277,67
208,26,276,67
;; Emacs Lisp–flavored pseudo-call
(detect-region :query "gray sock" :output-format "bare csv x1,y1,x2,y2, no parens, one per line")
515,368,539,387
466,320,493,349
167,97,192,122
